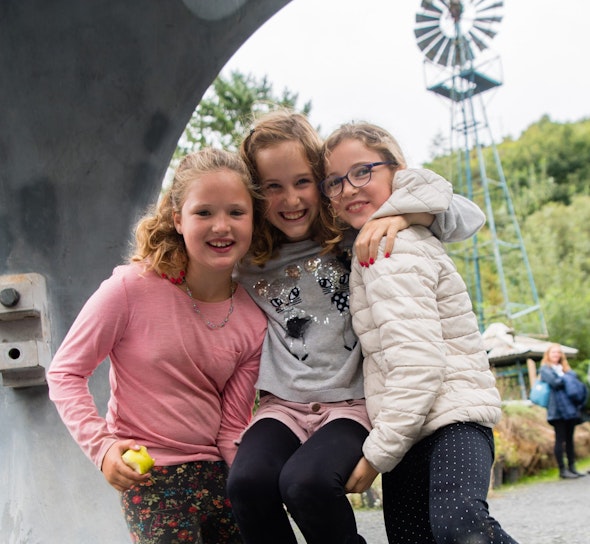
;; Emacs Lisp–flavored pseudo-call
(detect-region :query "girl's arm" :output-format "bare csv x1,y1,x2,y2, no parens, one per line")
216,353,260,466
355,168,485,265
216,323,266,466
352,238,447,474
46,280,123,468
429,193,486,243
46,274,148,490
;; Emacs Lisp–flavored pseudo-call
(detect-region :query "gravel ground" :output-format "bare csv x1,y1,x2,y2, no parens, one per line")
294,472,590,543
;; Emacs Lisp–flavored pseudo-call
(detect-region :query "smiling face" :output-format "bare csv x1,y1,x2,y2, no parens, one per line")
325,138,397,230
255,141,321,242
547,345,563,365
173,168,253,275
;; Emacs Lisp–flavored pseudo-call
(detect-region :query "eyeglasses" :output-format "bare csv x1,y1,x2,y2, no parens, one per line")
319,161,396,198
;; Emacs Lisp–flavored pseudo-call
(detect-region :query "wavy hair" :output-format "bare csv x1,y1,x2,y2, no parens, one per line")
240,109,343,266
130,147,256,277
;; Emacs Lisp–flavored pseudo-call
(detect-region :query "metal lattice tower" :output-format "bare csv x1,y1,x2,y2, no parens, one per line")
414,0,547,337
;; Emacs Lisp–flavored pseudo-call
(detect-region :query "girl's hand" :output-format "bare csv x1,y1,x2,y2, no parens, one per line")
356,213,435,266
345,456,379,494
101,440,152,492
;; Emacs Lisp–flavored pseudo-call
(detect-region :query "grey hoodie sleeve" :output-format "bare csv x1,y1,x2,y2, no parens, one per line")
430,193,486,243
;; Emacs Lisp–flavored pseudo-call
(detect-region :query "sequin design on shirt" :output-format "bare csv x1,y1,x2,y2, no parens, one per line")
252,252,355,361
304,255,356,351
254,264,311,361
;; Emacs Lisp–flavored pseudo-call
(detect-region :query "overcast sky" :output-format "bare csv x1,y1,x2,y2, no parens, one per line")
223,0,590,166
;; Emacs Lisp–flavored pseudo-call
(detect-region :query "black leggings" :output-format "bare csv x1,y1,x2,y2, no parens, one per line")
551,418,577,469
227,417,368,544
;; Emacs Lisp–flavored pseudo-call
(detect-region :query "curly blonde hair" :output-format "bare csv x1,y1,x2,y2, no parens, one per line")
130,147,256,277
240,109,343,266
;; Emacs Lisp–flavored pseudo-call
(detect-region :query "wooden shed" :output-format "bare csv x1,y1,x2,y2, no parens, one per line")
482,323,579,400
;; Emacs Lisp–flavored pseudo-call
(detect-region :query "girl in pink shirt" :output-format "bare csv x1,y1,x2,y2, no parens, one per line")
47,148,267,543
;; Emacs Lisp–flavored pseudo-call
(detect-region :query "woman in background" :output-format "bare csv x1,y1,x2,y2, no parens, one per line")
539,343,587,479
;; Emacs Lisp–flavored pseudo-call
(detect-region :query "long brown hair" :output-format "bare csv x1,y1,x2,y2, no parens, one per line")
240,109,342,266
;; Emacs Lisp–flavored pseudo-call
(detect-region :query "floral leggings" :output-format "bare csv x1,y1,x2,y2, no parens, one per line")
121,460,241,544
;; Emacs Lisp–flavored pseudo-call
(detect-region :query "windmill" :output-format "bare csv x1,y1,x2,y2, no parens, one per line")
414,0,547,337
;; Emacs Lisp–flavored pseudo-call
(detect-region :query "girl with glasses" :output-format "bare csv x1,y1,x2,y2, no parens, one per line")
323,121,517,544
227,109,486,544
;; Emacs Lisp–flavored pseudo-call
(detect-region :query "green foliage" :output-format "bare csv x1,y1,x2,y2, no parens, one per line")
500,115,590,218
427,115,590,352
523,195,590,358
174,70,311,162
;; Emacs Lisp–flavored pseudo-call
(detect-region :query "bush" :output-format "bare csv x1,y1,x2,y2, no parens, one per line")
494,401,590,476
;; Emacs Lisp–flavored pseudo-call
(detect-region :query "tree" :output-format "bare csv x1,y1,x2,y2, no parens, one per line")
426,115,590,344
523,195,590,360
173,70,312,163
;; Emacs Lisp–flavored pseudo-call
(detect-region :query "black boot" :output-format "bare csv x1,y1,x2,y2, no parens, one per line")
568,466,586,477
560,468,580,479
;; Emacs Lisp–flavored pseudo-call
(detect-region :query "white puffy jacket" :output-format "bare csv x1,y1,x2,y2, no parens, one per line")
350,169,502,474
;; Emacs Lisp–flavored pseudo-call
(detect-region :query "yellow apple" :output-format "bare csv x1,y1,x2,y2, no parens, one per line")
122,446,155,474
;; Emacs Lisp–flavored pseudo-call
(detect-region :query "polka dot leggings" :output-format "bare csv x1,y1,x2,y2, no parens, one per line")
382,422,518,544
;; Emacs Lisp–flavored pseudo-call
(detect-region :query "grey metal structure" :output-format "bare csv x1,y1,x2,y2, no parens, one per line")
0,1,290,541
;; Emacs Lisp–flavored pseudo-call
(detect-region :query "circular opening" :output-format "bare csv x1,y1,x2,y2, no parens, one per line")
8,348,21,360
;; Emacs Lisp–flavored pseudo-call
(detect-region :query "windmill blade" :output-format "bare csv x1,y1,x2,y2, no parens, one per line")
416,12,441,24
473,24,498,40
415,0,503,66
415,24,445,54
477,0,503,12
425,35,449,62
416,32,443,54
421,0,443,14
437,38,454,66
475,15,503,24
415,33,439,53
469,30,489,52
415,24,442,40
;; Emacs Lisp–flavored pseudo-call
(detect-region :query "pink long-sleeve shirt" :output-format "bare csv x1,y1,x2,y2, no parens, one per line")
47,264,267,469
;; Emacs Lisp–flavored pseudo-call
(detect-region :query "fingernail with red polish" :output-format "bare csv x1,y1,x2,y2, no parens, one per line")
369,258,375,265
385,252,390,258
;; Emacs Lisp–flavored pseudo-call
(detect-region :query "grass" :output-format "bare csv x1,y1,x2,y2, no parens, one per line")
497,455,590,489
